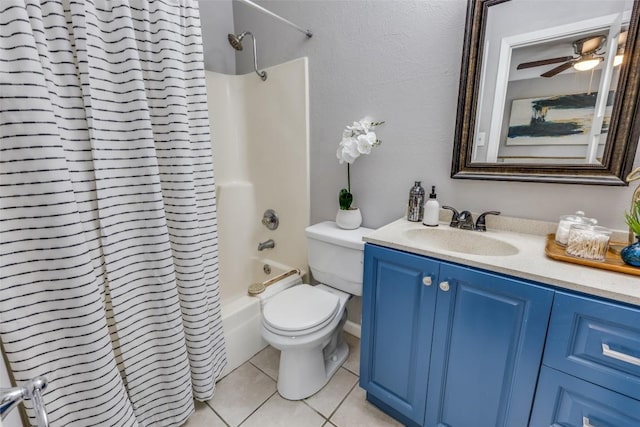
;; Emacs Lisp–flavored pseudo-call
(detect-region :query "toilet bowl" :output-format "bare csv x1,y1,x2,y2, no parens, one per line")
260,222,373,400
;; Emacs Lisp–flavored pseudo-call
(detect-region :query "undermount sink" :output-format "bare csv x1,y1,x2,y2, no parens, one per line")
404,227,520,256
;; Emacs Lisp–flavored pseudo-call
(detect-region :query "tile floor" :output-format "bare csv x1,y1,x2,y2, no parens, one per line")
185,333,403,427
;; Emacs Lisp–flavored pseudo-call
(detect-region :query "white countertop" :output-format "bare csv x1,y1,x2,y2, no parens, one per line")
363,218,640,306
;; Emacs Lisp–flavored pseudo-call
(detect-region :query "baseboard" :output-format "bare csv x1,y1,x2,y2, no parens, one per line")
344,320,361,338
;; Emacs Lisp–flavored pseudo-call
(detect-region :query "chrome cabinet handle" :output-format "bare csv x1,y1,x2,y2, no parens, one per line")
422,276,432,286
601,343,640,366
583,416,595,427
439,281,450,292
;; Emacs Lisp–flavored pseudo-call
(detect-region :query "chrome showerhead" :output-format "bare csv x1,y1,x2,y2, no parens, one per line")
227,32,246,51
227,31,267,81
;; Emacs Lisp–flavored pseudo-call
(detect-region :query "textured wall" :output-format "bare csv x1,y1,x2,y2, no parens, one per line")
213,0,639,231
198,0,236,74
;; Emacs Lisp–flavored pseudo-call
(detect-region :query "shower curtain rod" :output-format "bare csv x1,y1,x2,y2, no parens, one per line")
237,0,313,38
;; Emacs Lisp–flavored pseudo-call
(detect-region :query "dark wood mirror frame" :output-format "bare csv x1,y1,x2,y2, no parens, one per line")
451,0,640,185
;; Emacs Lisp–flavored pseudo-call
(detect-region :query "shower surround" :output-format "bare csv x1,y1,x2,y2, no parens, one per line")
205,58,310,376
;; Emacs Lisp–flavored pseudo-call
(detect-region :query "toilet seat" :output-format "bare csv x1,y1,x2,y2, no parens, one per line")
263,284,339,336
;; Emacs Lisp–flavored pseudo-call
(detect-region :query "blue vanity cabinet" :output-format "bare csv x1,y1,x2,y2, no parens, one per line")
424,263,554,427
529,367,640,427
361,244,554,427
529,291,640,427
360,244,439,427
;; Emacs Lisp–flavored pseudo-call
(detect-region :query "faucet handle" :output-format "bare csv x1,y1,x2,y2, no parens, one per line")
475,211,501,232
442,206,460,228
458,210,475,230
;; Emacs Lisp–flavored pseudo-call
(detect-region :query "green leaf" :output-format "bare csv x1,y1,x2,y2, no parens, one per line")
625,200,640,237
339,188,353,210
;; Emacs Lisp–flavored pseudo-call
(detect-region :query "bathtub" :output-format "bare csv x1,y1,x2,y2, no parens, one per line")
219,259,304,378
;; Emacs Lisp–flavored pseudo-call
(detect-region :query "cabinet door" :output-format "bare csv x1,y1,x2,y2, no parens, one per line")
360,244,439,427
529,367,640,427
425,263,553,427
544,292,640,400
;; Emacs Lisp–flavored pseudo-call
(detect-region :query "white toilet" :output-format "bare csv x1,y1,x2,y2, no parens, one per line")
260,221,373,400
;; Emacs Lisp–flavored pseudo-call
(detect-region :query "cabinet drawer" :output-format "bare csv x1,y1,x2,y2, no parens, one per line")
529,367,640,427
544,292,640,400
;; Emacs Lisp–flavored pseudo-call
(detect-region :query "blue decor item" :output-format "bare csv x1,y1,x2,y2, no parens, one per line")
620,238,640,267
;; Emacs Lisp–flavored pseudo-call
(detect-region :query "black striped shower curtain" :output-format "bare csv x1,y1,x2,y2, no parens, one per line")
0,1,226,425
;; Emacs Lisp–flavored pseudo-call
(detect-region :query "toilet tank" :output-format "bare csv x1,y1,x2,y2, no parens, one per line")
305,221,374,296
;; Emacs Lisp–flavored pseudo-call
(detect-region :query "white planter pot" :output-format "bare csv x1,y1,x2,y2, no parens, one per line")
336,208,362,230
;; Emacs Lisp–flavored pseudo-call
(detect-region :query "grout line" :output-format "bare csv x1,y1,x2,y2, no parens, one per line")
203,400,231,427
326,379,360,425
342,362,360,376
248,359,278,382
237,390,278,426
301,399,329,422
222,342,361,426
248,349,331,422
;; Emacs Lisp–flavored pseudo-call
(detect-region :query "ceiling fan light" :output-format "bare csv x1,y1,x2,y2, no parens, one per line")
614,54,624,67
573,57,601,71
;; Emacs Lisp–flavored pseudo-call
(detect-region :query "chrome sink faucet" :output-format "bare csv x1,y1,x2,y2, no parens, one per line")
442,206,501,231
458,210,475,230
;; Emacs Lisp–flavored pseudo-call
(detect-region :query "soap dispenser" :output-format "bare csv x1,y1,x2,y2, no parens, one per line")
407,181,425,222
423,186,439,227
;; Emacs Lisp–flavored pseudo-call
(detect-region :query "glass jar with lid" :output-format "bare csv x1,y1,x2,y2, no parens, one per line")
565,224,612,261
555,211,597,246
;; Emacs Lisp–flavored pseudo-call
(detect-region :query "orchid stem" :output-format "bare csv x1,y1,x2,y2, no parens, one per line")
347,163,351,193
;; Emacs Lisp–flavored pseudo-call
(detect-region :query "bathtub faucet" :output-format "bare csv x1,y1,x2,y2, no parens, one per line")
258,239,275,251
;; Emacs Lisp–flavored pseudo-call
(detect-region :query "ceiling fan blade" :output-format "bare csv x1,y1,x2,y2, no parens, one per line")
517,56,574,70
575,35,606,55
619,30,628,45
541,61,575,78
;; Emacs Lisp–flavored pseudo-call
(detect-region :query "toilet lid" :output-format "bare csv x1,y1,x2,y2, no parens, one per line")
263,284,340,332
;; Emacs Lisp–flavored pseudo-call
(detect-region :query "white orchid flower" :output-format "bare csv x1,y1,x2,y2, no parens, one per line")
356,132,376,154
337,137,360,164
336,117,384,210
358,116,374,133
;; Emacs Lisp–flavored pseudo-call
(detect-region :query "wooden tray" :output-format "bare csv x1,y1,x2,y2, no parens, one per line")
545,234,640,277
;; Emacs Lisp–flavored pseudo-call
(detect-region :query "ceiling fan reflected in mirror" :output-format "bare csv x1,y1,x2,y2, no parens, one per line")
517,32,627,78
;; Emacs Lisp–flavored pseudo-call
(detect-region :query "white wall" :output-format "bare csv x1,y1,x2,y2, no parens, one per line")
206,0,640,232
198,0,236,74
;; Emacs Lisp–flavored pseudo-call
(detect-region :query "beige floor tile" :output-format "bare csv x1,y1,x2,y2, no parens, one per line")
207,362,276,426
240,393,325,427
305,368,358,418
330,385,403,427
250,345,280,380
323,422,337,427
342,333,360,375
183,401,226,427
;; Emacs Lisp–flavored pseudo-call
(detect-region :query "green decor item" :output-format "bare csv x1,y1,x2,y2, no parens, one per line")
621,200,640,267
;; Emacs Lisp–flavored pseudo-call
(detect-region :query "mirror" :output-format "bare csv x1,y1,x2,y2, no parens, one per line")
452,0,640,185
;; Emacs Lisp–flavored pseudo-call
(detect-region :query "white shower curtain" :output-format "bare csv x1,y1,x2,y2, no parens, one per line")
0,1,226,426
